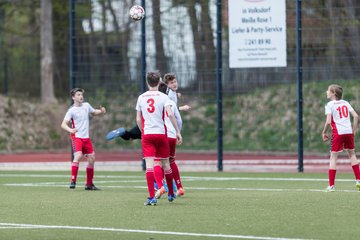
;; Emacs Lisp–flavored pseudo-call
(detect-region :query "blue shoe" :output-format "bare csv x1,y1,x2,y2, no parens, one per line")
144,197,157,206
168,194,176,202
106,127,125,141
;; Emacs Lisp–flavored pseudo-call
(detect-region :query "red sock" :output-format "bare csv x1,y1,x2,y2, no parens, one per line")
352,164,360,180
71,162,79,182
329,169,336,186
146,169,155,198
86,165,94,186
164,168,174,195
154,164,164,189
170,158,183,189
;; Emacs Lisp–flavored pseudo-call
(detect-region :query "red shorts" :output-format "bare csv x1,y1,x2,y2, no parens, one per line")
168,137,177,159
142,134,169,159
71,137,94,155
331,134,354,152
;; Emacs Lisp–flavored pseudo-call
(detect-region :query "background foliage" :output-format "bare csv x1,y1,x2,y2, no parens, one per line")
0,0,359,153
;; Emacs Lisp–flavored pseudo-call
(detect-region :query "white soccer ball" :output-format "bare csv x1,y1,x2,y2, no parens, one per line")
129,5,145,21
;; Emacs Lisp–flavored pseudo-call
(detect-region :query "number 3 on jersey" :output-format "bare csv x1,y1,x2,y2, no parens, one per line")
147,98,155,113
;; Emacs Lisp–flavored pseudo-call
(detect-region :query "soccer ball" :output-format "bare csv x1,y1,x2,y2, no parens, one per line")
129,5,145,21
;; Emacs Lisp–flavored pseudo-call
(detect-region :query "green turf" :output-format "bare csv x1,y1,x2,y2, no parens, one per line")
0,171,359,240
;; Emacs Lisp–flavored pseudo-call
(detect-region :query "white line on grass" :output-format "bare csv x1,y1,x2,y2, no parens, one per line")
0,173,143,179
0,223,313,240
3,183,360,193
0,173,356,182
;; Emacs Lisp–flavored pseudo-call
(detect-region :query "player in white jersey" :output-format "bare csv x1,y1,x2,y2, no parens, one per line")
61,88,106,190
164,73,191,111
136,71,182,206
322,84,359,192
159,83,184,195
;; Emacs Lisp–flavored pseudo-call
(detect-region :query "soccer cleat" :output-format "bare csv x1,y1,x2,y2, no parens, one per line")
168,194,176,202
144,197,157,206
105,127,126,141
69,181,76,189
325,185,335,192
155,186,166,199
356,180,360,191
85,184,101,190
176,188,185,197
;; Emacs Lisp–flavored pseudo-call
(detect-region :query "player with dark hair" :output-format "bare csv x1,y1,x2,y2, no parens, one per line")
136,71,182,205
158,82,185,197
61,88,106,190
322,84,360,192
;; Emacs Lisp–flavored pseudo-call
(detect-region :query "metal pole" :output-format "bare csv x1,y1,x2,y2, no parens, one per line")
69,0,76,90
141,0,146,171
216,0,223,171
69,0,76,161
296,0,304,172
141,0,146,93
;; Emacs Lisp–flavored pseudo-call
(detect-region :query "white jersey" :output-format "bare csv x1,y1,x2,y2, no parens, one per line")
165,100,182,138
325,100,354,135
136,90,172,135
64,102,95,138
167,88,177,105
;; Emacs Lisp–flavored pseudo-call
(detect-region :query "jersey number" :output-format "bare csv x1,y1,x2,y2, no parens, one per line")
336,105,348,119
147,98,155,113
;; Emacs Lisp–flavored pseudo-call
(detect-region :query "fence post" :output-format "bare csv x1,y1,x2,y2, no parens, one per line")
296,0,304,172
216,0,223,172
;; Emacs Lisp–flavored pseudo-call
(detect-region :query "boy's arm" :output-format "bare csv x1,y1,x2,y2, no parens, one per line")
351,110,359,136
92,106,106,116
61,119,77,134
166,105,182,144
322,114,331,142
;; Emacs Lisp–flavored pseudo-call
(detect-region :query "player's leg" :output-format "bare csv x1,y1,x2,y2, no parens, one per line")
326,151,338,192
142,135,158,205
326,135,342,192
69,138,83,189
161,158,176,202
153,159,165,196
105,127,126,141
70,151,82,189
344,134,360,189
83,139,100,190
105,125,141,141
168,137,184,196
347,149,360,190
128,125,142,140
84,153,100,190
154,134,172,198
170,157,184,196
144,157,157,205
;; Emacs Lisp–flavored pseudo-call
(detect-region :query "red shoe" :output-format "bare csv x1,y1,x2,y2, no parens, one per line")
155,186,166,199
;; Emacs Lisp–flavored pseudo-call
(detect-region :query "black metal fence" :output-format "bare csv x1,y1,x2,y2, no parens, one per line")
0,0,359,157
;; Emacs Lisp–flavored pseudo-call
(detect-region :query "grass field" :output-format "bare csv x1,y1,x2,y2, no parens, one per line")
1,171,360,240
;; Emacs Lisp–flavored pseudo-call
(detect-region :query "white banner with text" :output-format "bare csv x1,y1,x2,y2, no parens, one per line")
228,0,287,68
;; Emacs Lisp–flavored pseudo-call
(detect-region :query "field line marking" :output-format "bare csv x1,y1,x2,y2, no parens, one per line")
0,223,313,240
3,183,360,193
0,173,356,182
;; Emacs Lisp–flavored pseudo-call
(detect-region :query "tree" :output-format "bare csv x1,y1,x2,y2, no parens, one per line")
40,0,57,103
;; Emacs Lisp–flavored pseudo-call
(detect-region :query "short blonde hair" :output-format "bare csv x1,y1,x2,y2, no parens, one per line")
328,84,343,100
